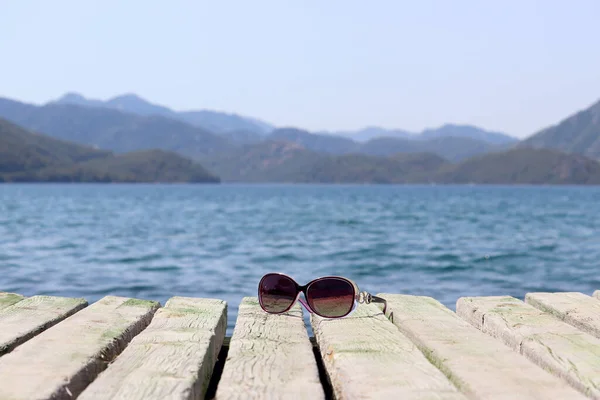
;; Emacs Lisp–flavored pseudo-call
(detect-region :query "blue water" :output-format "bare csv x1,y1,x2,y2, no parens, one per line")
2,184,600,335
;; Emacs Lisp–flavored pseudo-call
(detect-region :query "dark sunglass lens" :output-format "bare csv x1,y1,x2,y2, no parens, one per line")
306,278,355,318
259,274,298,313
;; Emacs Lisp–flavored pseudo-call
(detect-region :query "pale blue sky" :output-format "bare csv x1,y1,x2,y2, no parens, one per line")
2,0,600,138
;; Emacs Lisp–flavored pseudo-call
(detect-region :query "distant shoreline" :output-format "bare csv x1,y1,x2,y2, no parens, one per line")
2,182,600,187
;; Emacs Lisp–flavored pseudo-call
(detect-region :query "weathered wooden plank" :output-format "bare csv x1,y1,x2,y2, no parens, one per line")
0,292,24,311
457,295,600,399
311,303,466,400
380,294,587,400
526,292,600,339
0,296,160,400
79,297,227,400
593,290,600,300
0,295,87,356
215,297,324,400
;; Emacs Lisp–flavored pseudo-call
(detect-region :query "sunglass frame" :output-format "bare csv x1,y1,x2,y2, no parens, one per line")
257,272,389,319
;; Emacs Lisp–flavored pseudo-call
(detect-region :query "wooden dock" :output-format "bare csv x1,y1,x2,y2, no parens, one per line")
0,291,599,399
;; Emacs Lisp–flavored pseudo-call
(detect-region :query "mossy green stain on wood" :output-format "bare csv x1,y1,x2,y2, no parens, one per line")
78,297,226,400
120,298,160,309
165,307,214,317
100,327,129,344
0,293,24,310
0,295,157,400
241,297,259,306
418,346,466,392
333,347,378,355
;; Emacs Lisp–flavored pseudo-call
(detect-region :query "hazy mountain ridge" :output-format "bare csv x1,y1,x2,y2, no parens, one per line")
0,97,234,160
199,141,324,182
4,92,600,185
267,127,512,161
320,126,415,142
268,128,360,154
520,98,600,159
299,152,450,183
200,139,600,184
52,93,520,146
0,118,220,183
436,148,600,184
324,123,518,145
200,140,448,183
52,92,275,135
3,94,511,164
420,124,517,144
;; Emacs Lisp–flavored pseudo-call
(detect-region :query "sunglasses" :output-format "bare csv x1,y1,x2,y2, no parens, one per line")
257,272,392,321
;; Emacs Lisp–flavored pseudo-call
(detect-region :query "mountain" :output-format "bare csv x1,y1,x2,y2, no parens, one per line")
299,152,449,183
0,118,219,183
360,136,510,162
221,129,263,145
73,149,220,183
419,124,518,145
436,148,600,184
0,117,110,173
55,93,106,108
201,138,600,184
0,97,233,160
201,140,448,183
50,93,522,147
328,124,516,144
51,93,520,145
323,126,415,142
177,110,274,135
104,93,174,116
520,98,600,159
267,127,508,161
267,128,359,154
52,92,275,135
200,141,324,182
7,150,221,183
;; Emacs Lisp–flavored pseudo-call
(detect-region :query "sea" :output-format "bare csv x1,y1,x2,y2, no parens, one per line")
1,184,599,335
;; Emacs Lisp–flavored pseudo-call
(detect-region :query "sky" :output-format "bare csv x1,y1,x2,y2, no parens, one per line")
1,0,600,138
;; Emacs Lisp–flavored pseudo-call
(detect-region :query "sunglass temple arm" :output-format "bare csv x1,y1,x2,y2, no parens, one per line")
358,292,394,323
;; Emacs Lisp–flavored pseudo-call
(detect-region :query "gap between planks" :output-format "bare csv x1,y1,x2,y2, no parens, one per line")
206,337,334,400
214,297,324,400
2,291,599,400
78,297,227,400
0,295,159,400
379,293,587,400
311,302,466,400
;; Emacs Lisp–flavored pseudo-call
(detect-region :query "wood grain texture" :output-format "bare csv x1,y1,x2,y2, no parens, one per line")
311,303,466,400
380,294,587,400
215,297,324,400
79,297,227,400
0,296,160,400
0,292,24,311
0,295,87,356
526,292,600,339
457,295,600,399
